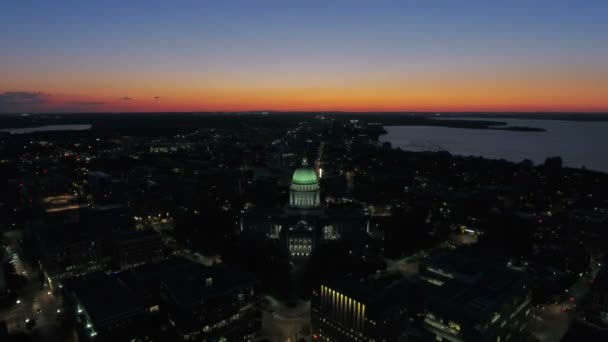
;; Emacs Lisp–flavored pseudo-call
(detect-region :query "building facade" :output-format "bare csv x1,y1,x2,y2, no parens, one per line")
311,276,421,342
419,253,532,342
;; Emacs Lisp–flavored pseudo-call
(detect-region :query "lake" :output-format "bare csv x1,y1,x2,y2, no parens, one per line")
0,124,92,134
380,118,608,173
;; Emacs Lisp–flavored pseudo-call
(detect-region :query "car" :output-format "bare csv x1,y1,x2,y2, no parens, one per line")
36,308,42,314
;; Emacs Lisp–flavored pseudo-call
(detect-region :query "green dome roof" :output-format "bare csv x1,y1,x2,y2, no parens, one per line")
291,159,318,186
292,167,318,185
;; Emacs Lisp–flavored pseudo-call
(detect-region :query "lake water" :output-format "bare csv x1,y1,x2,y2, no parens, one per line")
0,124,92,134
380,118,608,173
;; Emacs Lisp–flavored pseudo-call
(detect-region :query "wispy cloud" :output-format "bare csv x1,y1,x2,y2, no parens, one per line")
119,96,133,100
0,91,51,112
153,96,160,100
0,91,49,105
70,101,105,106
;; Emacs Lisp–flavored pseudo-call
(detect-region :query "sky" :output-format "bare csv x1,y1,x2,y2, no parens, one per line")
1,0,607,113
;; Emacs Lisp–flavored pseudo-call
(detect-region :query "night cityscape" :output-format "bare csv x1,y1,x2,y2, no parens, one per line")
1,2,608,342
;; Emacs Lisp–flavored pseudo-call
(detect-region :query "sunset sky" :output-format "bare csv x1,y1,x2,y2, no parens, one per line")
1,0,607,113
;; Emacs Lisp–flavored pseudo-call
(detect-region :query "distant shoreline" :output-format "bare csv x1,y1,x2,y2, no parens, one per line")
2,112,608,134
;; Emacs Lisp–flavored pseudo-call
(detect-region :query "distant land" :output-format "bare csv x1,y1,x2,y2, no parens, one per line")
2,112,608,135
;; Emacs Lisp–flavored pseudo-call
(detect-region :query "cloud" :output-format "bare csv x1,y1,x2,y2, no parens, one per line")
119,96,133,100
70,101,105,106
153,96,160,100
0,91,49,105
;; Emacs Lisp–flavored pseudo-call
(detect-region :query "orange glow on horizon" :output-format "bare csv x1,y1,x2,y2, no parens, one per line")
3,66,607,113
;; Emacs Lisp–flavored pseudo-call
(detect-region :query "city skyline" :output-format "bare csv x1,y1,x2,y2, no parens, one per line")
1,0,608,113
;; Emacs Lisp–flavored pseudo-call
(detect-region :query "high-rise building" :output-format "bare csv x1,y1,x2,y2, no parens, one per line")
311,275,422,342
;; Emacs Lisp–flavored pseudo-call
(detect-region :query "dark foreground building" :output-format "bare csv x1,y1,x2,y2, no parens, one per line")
161,264,259,340
419,252,532,342
62,272,148,341
311,252,531,342
63,259,260,341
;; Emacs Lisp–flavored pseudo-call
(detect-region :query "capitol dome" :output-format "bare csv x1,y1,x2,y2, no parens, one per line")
289,159,320,209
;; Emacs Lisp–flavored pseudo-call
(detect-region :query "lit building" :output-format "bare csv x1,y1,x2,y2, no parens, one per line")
311,275,422,341
42,194,86,224
32,205,145,289
241,159,369,258
37,222,105,289
419,252,532,342
312,252,533,342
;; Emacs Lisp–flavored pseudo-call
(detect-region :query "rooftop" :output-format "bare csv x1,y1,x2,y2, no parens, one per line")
64,272,144,327
323,273,422,316
161,263,256,308
422,252,529,327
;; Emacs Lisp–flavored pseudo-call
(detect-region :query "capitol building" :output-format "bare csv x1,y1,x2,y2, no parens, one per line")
240,159,369,258
289,160,321,209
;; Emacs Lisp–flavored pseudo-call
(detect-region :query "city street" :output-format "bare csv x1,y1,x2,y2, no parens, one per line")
258,295,310,342
385,250,428,277
529,304,571,342
1,230,73,341
529,263,599,342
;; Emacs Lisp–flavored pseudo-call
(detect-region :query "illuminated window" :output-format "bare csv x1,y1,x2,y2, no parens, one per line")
491,313,501,324
448,321,461,332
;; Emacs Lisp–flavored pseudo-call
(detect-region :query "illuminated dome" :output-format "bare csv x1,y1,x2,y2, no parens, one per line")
289,159,320,209
292,165,318,186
